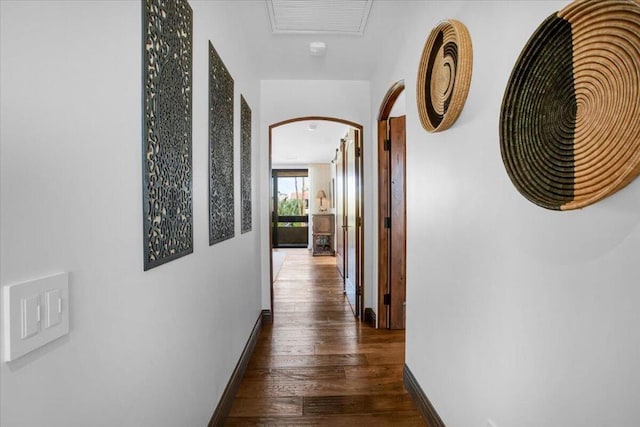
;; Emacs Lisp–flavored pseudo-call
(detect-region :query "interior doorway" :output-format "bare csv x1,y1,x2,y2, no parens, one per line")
269,117,365,320
377,81,407,329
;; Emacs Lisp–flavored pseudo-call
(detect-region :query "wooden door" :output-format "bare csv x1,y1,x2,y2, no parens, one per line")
344,129,363,318
345,132,356,315
335,142,346,279
354,129,364,319
377,120,390,326
378,116,406,329
389,117,406,329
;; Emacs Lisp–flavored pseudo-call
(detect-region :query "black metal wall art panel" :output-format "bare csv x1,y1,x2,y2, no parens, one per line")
240,95,252,234
209,41,235,245
142,0,193,271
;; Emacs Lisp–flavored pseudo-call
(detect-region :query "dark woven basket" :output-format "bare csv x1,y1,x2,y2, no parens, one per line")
417,19,473,133
500,0,640,210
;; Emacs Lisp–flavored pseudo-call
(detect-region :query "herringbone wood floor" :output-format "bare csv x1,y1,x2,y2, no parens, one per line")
223,249,426,426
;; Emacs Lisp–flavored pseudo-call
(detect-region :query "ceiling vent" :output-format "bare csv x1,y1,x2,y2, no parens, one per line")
266,0,373,35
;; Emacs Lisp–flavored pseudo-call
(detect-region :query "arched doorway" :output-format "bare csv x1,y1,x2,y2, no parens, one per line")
269,117,365,320
377,81,407,329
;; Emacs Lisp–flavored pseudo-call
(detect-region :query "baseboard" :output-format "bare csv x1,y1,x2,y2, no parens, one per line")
364,307,376,327
208,309,271,426
261,309,272,323
403,364,446,427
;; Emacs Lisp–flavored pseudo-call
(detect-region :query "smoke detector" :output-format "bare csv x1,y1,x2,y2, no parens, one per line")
309,42,326,57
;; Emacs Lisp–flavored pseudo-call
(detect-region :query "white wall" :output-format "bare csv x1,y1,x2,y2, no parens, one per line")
259,80,373,309
308,163,334,216
0,1,261,426
371,1,640,426
308,163,333,249
371,1,640,427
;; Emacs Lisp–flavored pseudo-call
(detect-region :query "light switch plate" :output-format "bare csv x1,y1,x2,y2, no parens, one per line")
3,272,69,362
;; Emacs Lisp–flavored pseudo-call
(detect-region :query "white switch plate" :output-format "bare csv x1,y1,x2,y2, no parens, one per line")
3,272,69,362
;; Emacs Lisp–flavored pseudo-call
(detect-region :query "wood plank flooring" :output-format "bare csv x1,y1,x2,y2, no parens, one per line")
223,249,426,426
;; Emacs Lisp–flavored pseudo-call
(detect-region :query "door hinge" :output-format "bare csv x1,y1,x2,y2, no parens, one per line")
356,217,362,227
355,147,361,157
384,139,390,151
383,293,391,305
384,217,391,228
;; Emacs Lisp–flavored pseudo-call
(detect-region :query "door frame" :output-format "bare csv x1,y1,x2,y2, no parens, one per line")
269,116,364,319
377,80,406,329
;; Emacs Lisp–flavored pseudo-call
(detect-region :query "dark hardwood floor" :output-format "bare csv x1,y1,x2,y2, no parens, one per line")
223,249,426,426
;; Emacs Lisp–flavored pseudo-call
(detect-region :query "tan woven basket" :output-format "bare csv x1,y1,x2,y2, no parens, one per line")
416,19,473,133
500,0,640,210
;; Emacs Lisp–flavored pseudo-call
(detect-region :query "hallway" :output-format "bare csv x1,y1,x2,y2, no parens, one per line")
224,249,425,426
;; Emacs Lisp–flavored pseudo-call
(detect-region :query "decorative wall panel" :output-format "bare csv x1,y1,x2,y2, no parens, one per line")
142,0,193,271
209,41,235,244
500,0,640,210
240,95,252,234
416,19,473,133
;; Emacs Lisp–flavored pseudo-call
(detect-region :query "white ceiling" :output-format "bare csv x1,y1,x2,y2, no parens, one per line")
226,0,413,164
272,120,350,166
227,0,419,80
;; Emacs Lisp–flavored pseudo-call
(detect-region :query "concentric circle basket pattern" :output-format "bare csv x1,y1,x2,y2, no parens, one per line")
417,19,473,133
500,0,640,210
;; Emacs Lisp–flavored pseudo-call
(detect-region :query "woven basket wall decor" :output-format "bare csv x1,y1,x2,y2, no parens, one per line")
500,0,640,210
417,19,473,133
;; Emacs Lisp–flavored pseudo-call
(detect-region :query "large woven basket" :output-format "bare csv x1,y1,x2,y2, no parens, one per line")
500,0,640,210
417,19,473,133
